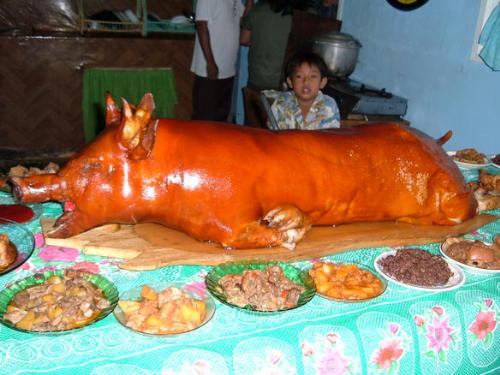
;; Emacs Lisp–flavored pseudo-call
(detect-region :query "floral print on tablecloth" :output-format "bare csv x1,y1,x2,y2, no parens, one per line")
468,298,498,348
300,325,360,374
455,290,500,368
410,301,461,374
233,337,297,375
370,322,411,374
161,348,229,375
357,312,414,374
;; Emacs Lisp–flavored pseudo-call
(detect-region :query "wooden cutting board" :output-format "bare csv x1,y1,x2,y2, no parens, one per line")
40,214,498,271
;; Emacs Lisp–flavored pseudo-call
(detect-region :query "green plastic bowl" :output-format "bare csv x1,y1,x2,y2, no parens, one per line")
0,269,119,334
206,260,316,313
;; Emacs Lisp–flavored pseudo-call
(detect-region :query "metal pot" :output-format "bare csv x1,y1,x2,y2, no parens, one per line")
311,31,362,78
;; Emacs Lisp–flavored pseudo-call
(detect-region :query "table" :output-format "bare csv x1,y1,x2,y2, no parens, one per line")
0,172,499,375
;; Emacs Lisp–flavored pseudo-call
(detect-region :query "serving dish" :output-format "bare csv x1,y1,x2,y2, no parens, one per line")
440,238,499,275
490,154,500,169
206,261,316,313
114,281,215,336
447,151,490,169
0,269,119,334
374,250,465,291
0,203,42,224
0,219,35,275
310,262,387,303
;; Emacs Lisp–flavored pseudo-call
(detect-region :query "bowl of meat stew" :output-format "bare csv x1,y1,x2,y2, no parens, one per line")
206,261,316,312
440,237,500,274
0,269,118,333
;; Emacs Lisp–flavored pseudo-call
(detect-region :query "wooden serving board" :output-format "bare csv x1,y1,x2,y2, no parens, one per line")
40,214,498,271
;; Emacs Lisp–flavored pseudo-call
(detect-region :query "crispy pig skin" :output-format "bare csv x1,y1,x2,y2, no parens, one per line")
10,94,477,249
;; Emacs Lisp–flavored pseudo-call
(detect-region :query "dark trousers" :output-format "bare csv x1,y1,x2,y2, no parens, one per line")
192,74,234,122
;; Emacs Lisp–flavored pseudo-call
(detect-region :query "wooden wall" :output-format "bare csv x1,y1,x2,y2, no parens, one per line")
0,34,194,152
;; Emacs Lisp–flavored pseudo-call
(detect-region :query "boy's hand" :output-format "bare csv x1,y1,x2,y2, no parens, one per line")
207,61,219,80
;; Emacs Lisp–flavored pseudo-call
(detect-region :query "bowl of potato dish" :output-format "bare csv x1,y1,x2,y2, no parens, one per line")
0,269,118,333
114,282,215,336
308,262,387,302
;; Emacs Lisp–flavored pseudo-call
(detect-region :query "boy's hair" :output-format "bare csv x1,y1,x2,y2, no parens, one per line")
285,51,330,79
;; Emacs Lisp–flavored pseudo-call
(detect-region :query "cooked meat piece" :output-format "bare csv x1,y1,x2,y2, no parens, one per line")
444,238,500,270
217,265,305,311
452,148,487,164
3,307,27,324
0,233,17,271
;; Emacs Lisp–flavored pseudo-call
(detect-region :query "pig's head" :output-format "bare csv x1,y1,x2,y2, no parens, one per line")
10,93,159,237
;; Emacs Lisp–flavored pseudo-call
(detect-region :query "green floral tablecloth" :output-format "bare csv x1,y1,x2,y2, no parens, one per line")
0,182,499,374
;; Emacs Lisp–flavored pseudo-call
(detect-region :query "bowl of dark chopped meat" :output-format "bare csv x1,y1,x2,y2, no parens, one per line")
206,261,315,312
374,248,465,291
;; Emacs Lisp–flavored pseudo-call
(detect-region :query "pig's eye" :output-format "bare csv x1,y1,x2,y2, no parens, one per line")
82,160,102,172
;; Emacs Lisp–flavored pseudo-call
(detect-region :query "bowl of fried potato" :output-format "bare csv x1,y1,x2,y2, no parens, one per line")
114,282,215,336
308,262,387,302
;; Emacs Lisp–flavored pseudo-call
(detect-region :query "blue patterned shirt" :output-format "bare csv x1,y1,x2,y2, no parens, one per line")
268,91,341,130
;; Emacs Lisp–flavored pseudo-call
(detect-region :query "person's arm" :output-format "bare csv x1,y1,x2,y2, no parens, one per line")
240,29,251,45
240,0,253,45
243,0,254,18
196,21,218,79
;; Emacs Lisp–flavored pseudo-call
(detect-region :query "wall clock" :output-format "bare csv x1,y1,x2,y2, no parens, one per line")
386,0,429,11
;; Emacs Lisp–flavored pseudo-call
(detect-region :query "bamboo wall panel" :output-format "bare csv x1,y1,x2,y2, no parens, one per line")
0,35,194,152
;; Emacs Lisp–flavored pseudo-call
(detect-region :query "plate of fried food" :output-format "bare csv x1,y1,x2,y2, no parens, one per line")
0,269,118,333
374,248,465,291
114,282,215,336
308,262,386,302
447,149,490,169
468,170,500,211
0,219,35,275
440,236,500,274
491,154,500,169
206,261,315,313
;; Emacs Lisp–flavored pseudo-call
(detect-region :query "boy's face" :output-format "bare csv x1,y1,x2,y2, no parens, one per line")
286,63,327,104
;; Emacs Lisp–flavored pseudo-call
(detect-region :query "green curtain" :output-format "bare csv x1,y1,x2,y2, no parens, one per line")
82,68,177,142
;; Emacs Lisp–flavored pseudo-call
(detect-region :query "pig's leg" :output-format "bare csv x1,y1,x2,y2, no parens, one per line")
225,205,311,250
47,210,96,238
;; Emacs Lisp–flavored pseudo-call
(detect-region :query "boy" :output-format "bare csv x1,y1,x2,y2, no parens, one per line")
268,51,340,130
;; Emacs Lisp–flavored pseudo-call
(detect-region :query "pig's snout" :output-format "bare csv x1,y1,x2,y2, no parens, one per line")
8,175,65,203
9,177,24,201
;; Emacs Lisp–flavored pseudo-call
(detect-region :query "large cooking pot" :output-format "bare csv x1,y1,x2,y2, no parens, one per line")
311,31,362,78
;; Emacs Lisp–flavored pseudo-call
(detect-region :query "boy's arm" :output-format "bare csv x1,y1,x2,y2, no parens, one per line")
240,0,253,45
195,21,218,79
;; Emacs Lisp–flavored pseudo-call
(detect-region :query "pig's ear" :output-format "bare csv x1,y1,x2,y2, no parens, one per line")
135,93,155,123
116,98,157,160
105,92,121,127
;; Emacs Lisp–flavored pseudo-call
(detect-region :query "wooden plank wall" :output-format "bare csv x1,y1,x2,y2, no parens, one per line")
0,35,194,152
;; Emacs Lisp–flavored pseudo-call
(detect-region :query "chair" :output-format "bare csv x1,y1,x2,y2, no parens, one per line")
260,91,278,129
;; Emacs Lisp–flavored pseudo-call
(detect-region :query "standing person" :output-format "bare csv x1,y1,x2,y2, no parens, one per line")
191,0,253,122
240,0,293,127
268,51,340,130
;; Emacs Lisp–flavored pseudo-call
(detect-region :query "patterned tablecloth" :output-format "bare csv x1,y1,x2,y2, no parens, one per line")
0,166,499,375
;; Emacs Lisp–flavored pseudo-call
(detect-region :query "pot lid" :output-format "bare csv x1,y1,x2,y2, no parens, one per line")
312,31,362,48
